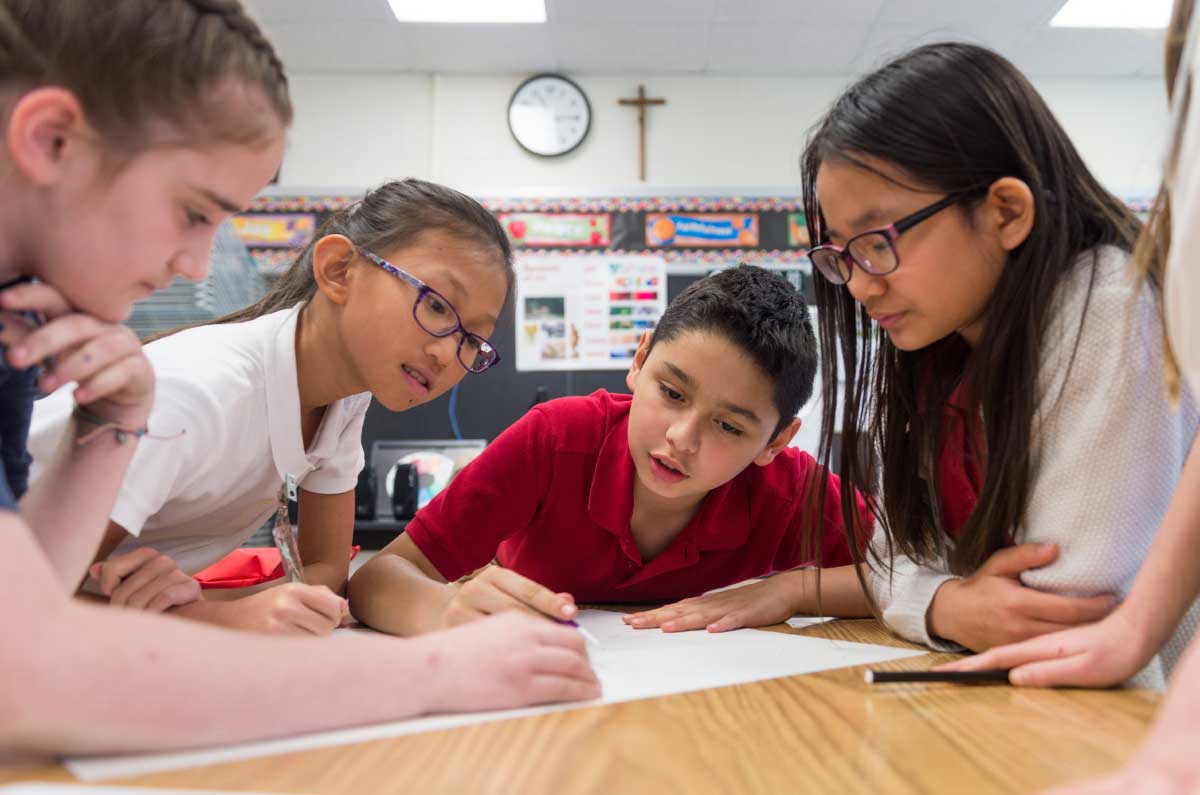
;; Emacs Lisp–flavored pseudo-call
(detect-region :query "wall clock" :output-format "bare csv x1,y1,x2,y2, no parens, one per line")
507,73,591,157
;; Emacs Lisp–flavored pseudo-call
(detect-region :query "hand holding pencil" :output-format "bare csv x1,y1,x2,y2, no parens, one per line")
442,565,591,638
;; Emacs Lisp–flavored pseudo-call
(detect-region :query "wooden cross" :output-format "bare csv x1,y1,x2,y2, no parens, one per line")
618,84,667,181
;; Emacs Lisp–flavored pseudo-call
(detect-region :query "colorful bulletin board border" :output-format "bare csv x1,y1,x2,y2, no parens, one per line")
482,196,806,213
499,212,611,247
251,248,813,275
645,213,759,247
232,213,316,249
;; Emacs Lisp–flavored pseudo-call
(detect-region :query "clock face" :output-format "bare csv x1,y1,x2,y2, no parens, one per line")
507,74,591,157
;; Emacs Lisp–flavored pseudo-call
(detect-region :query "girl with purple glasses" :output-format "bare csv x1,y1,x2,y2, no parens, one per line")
799,42,1197,688
28,179,516,636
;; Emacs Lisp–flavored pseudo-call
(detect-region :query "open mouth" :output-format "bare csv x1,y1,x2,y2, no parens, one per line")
401,363,431,393
649,454,688,482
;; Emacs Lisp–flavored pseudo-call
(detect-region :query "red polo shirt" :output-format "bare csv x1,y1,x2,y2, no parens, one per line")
405,390,861,602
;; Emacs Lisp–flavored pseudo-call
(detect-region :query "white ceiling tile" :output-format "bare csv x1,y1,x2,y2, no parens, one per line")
707,24,867,75
547,0,717,22
404,25,557,73
552,23,711,73
244,0,394,22
714,0,884,26
255,21,421,72
874,0,1062,28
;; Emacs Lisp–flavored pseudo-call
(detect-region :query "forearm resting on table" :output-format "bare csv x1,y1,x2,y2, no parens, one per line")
783,564,872,617
348,550,454,636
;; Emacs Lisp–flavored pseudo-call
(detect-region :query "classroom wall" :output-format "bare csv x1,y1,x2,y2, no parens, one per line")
279,72,1168,198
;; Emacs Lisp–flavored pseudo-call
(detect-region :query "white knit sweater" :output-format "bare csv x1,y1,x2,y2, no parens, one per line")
867,245,1200,690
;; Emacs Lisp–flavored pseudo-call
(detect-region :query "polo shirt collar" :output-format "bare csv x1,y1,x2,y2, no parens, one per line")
263,303,342,485
587,408,755,571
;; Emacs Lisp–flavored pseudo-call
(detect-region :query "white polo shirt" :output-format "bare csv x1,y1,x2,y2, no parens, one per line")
28,303,371,574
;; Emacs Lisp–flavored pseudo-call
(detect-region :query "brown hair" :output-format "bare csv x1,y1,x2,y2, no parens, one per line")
0,0,291,154
208,178,515,327
1131,0,1195,403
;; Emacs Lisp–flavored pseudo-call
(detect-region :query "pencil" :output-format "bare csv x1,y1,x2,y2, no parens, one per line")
865,669,1011,684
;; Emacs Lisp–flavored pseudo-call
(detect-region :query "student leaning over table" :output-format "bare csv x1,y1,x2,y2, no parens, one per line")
349,265,874,636
0,0,596,756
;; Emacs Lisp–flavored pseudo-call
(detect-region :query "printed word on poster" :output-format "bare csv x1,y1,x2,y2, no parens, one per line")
499,212,611,247
232,213,316,248
645,212,759,247
515,254,667,371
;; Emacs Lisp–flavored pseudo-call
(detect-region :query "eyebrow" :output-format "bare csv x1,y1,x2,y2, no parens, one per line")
197,188,245,214
661,361,763,425
433,269,498,328
663,361,694,386
823,208,886,241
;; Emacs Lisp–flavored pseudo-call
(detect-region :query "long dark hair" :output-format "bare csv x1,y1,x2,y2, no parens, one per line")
801,43,1142,582
211,178,514,327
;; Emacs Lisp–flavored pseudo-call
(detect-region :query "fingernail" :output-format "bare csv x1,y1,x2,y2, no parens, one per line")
560,603,574,617
9,346,27,364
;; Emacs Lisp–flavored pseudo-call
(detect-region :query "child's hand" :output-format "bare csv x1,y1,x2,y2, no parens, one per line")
934,606,1151,687
230,583,347,636
927,543,1118,651
442,566,577,627
421,611,601,712
0,281,154,425
89,548,201,612
623,577,795,633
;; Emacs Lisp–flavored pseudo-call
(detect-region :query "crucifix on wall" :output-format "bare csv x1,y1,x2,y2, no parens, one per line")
618,84,667,181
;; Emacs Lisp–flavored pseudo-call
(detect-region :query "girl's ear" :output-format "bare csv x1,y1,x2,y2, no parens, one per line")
311,234,356,306
6,87,89,186
983,177,1036,252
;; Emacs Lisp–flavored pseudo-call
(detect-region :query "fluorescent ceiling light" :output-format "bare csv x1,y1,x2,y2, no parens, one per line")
387,0,546,23
1050,0,1171,28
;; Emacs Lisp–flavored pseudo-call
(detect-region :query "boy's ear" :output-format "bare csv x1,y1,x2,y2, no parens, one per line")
625,330,654,392
983,177,1036,252
754,417,800,466
6,87,89,187
311,234,356,305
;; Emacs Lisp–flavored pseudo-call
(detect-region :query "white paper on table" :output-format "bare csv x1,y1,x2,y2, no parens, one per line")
0,785,289,794
785,615,836,629
66,610,923,781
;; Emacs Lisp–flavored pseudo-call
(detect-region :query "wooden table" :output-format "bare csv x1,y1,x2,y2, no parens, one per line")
0,618,1160,794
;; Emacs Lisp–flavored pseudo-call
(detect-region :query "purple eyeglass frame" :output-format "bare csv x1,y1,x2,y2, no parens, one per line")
356,246,499,373
809,192,970,285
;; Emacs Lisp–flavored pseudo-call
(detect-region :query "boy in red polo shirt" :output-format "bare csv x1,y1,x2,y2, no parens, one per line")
349,265,870,636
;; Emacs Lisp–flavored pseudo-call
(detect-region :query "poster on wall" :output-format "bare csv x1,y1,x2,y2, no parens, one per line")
787,213,810,247
499,212,611,247
515,253,667,371
231,213,316,248
645,213,759,247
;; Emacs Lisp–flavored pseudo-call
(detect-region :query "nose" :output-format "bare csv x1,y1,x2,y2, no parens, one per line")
846,268,887,305
170,239,213,283
665,411,700,456
422,332,459,372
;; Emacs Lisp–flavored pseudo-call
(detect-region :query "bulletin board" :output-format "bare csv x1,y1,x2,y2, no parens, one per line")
235,192,1153,446
236,192,815,445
